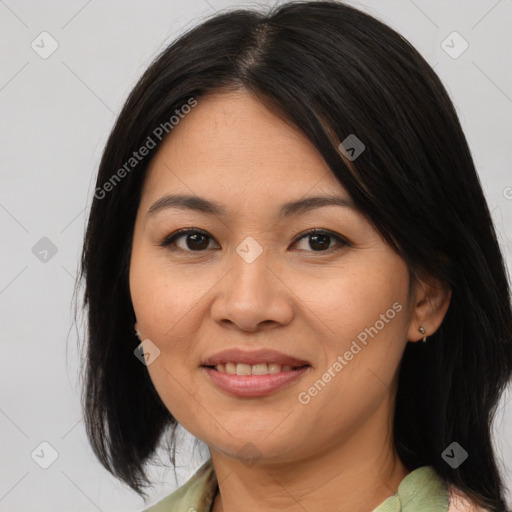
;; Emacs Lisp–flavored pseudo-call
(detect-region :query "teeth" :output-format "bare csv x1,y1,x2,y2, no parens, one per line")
236,363,252,376
268,363,281,374
251,363,268,375
214,362,300,375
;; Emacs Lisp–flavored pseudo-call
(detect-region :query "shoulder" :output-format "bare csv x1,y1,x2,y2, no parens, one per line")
448,485,492,512
142,458,217,512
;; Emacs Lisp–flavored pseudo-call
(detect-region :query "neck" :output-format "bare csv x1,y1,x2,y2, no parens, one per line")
210,397,409,512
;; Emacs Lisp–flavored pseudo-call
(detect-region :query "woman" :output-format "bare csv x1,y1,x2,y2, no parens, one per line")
78,1,512,511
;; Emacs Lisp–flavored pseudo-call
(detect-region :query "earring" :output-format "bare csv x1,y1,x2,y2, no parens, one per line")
419,326,427,343
134,326,141,339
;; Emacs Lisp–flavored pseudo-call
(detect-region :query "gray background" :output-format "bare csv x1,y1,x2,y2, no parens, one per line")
1,0,511,510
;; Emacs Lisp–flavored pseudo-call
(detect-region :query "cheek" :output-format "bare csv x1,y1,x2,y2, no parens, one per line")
129,249,221,391
293,272,409,433
291,257,411,414
130,259,204,425
290,259,409,349
130,247,202,341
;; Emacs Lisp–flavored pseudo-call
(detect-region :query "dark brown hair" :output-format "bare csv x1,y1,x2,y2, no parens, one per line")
77,2,512,509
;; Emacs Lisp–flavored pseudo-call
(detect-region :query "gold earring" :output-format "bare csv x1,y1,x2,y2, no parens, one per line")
419,326,427,343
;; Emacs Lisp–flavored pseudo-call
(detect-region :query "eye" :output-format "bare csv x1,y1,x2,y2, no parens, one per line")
159,228,219,252
158,228,351,254
292,229,351,253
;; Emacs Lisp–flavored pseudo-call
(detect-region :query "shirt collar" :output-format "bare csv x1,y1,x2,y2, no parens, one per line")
144,459,448,512
372,465,449,511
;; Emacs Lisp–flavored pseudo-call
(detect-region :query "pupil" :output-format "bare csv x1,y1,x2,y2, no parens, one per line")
188,233,208,250
310,234,330,251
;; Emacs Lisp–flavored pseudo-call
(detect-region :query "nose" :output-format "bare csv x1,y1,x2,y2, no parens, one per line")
210,245,294,332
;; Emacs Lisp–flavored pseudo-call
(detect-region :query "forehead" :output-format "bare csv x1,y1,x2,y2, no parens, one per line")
140,90,347,203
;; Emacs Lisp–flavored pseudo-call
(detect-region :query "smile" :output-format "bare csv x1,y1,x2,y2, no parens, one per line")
202,364,311,397
200,347,312,396
210,362,306,375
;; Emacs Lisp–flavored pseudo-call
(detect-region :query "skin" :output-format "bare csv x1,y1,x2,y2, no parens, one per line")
129,90,451,512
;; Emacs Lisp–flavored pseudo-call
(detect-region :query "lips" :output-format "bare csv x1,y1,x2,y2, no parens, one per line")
202,365,310,397
201,348,312,397
201,348,310,367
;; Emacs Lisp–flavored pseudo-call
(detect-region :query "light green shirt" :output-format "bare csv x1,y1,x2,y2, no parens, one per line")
143,458,449,512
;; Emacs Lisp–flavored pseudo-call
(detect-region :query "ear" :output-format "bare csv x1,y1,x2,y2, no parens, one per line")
406,275,452,342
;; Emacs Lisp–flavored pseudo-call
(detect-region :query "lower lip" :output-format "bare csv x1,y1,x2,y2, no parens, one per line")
202,366,311,397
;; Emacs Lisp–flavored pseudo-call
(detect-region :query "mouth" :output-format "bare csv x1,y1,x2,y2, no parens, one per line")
201,364,311,397
201,347,311,369
202,362,310,375
200,348,312,397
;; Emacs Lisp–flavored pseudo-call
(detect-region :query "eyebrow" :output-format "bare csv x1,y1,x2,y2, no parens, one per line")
146,193,357,218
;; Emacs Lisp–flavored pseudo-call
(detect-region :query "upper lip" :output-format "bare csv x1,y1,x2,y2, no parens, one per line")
201,348,310,367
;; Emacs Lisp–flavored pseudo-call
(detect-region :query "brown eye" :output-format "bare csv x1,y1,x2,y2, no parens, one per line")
308,233,331,251
159,228,350,254
293,229,350,252
160,229,219,252
182,232,210,250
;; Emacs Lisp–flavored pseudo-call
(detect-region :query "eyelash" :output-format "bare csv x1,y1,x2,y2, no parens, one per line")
158,228,352,255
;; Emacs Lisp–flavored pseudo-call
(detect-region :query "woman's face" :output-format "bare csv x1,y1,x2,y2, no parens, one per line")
129,90,422,465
